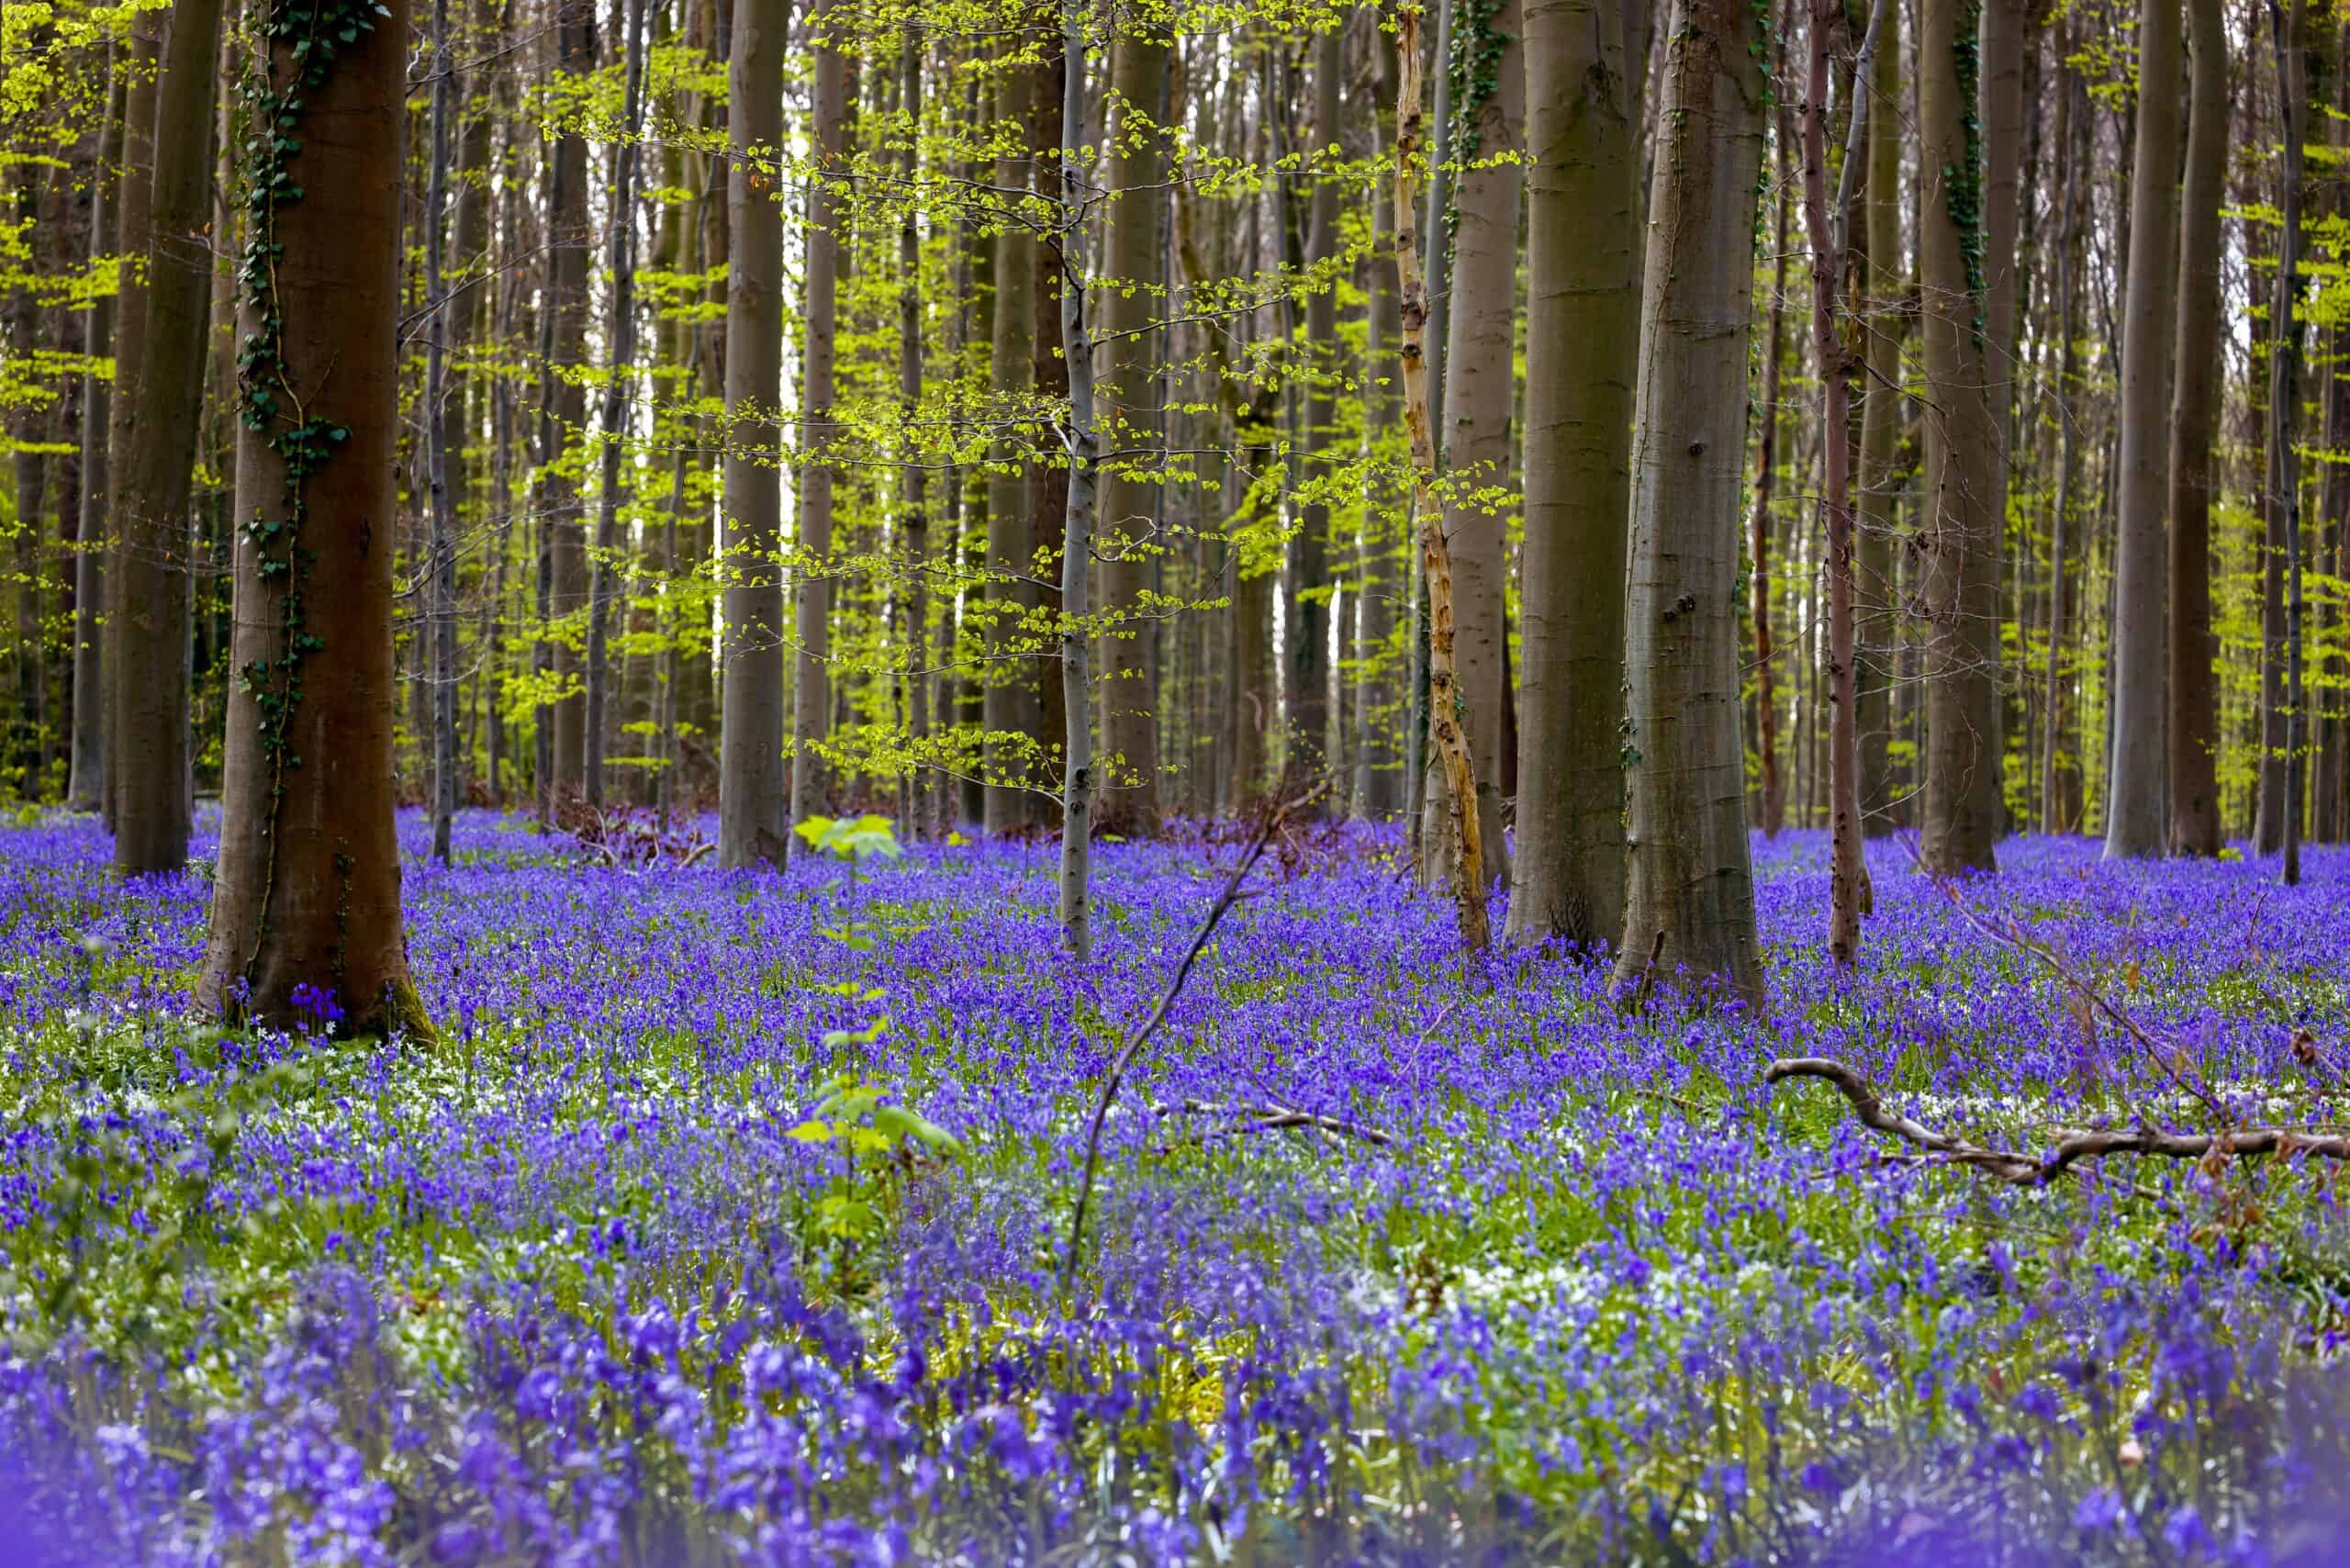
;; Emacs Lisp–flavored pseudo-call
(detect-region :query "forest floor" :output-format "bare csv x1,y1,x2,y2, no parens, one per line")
2,810,2349,1563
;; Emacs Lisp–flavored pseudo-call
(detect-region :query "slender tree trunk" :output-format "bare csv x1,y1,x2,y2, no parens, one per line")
199,0,431,1038
68,60,120,814
1058,0,1099,958
983,65,1039,834
2043,50,2082,833
1507,0,1637,948
543,0,595,801
2102,0,2180,857
1751,94,1791,837
2274,0,2309,878
1396,2,1489,954
1357,72,1404,820
895,36,932,835
1808,0,1883,963
2165,0,2226,856
423,0,460,864
583,0,647,807
1418,0,1521,892
112,0,225,874
1614,0,1767,1001
1915,0,2007,874
716,0,788,866
1286,23,1343,780
1855,0,1901,836
789,0,847,850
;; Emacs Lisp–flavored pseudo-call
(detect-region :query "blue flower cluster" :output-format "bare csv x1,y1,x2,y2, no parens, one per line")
2,812,2349,1563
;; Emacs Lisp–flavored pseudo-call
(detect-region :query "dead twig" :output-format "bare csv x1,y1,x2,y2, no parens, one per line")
1149,1098,1396,1149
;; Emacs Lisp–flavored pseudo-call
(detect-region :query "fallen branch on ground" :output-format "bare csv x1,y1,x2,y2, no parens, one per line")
1768,1057,2350,1191
1149,1098,1395,1149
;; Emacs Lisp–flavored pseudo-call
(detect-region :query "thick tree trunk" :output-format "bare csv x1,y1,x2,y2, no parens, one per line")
1613,0,1767,1002
1419,0,1521,892
789,0,847,850
1916,0,2007,875
2102,0,2179,858
112,0,225,874
1094,29,1169,836
716,0,788,867
1855,0,1902,835
198,0,431,1039
1506,0,1637,949
2165,0,2226,857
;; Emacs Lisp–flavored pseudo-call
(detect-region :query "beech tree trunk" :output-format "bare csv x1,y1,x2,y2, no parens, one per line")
101,10,163,833
789,0,847,850
199,0,431,1039
1058,0,1100,958
2102,0,2179,858
1418,0,1521,893
2269,0,2308,876
1915,0,2006,875
584,0,647,806
716,0,788,867
1612,0,1766,1002
1093,28,1169,836
1750,94,1791,838
982,63,1040,834
1289,25,1343,778
1854,0,1901,835
68,60,120,814
543,0,595,800
1507,0,1637,949
112,0,225,875
2166,0,2226,857
1396,1,1489,954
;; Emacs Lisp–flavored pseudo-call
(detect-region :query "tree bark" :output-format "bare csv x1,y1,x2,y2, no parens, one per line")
584,0,647,807
1094,28,1169,836
423,0,460,864
543,0,596,801
2102,0,2180,858
1855,0,1902,835
1751,93,1791,837
199,0,431,1039
1612,0,1767,1002
983,64,1040,834
789,0,847,850
1915,0,2007,874
99,10,162,832
1396,1,1489,955
716,0,788,866
68,59,120,814
2271,0,2309,877
2165,0,2226,857
1506,0,1637,949
112,0,225,874
1288,23,1344,779
1418,0,1521,893
1058,0,1099,958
